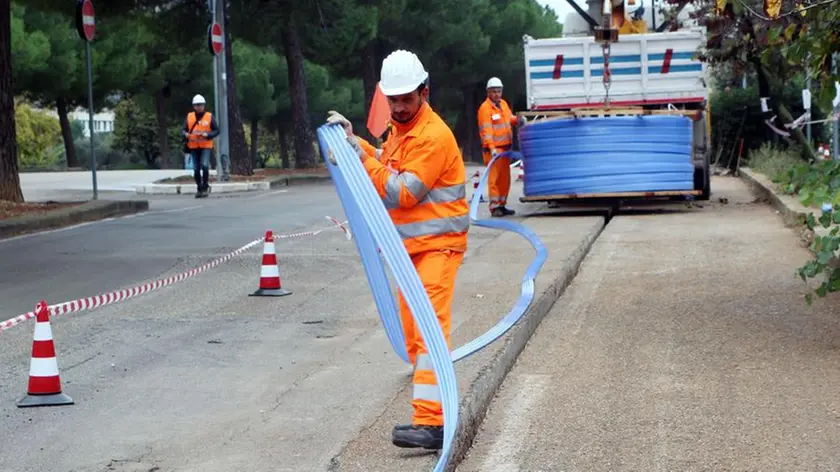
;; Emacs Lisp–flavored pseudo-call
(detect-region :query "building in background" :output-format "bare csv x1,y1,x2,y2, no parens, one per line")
44,107,116,138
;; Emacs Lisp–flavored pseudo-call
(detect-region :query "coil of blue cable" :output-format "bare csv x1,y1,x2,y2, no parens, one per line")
520,115,695,196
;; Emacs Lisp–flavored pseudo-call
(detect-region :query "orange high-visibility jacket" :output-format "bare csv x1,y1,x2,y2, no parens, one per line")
358,102,469,255
184,111,218,149
477,98,518,152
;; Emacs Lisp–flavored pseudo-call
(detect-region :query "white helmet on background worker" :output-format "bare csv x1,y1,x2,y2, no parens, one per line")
379,50,429,96
192,94,206,105
486,77,503,89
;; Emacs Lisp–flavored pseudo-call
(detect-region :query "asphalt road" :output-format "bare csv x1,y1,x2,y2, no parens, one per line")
459,177,840,471
0,183,344,318
0,168,512,472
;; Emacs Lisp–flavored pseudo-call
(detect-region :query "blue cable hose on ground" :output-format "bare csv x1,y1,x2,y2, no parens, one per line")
451,150,547,362
520,115,695,196
316,124,547,471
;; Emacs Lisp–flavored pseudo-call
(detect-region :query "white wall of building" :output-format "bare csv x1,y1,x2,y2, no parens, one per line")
43,107,115,138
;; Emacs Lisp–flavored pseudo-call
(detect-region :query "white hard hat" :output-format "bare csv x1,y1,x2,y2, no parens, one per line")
192,94,206,105
487,77,503,89
379,50,429,96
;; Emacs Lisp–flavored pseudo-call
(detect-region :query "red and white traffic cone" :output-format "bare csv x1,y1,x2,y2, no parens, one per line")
517,162,524,182
17,301,73,408
250,230,292,297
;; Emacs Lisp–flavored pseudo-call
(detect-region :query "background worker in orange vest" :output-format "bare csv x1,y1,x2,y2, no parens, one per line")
326,49,468,451
182,94,220,198
477,77,525,216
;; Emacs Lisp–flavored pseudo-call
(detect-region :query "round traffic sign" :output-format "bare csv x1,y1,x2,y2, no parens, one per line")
208,23,223,56
75,0,95,42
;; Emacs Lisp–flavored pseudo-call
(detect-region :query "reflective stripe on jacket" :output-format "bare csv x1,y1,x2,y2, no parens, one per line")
186,112,215,149
360,102,469,255
477,98,518,151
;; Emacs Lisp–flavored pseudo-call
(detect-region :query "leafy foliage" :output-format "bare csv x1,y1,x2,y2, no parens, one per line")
768,157,840,303
748,142,804,180
14,101,62,169
113,97,163,169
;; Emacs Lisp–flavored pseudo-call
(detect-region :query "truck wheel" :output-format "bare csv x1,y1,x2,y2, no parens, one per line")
694,166,710,201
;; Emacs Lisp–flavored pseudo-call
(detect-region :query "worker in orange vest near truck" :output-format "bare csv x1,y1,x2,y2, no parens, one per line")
326,49,468,451
477,77,525,216
182,94,220,198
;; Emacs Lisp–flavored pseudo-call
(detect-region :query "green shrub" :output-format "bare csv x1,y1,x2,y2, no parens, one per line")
747,142,805,182
710,78,826,168
74,132,132,170
15,102,63,169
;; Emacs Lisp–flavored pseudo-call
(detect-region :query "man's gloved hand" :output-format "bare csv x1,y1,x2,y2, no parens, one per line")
491,148,499,158
327,110,353,136
516,114,528,127
326,110,366,160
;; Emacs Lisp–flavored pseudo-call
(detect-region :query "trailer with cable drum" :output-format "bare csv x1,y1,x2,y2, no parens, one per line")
516,4,711,204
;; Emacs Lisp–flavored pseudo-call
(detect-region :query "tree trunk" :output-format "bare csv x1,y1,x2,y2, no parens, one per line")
250,117,259,167
223,9,253,176
454,83,482,163
751,59,815,160
282,16,317,169
56,97,78,168
361,40,379,141
279,127,290,169
0,0,23,203
155,88,169,169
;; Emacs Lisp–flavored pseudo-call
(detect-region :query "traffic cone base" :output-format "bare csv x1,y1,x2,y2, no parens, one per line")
250,287,292,297
17,392,74,408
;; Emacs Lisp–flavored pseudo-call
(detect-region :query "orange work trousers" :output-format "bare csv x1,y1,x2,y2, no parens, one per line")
483,147,511,211
396,248,465,426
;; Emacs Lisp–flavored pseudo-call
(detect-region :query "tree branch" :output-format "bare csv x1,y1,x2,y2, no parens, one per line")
738,0,840,21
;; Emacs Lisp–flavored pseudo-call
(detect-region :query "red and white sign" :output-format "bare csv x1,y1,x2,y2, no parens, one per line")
209,23,223,56
80,0,95,41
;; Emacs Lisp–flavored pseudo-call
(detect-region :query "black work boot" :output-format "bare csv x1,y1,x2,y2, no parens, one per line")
500,206,516,216
491,207,505,217
392,425,443,450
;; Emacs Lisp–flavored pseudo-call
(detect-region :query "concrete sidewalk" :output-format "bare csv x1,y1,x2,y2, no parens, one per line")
459,176,840,471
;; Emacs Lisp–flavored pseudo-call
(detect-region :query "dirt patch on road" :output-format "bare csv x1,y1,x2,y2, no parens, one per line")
0,200,84,220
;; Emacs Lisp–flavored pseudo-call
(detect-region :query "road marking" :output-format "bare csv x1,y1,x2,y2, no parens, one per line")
247,189,289,199
479,374,551,472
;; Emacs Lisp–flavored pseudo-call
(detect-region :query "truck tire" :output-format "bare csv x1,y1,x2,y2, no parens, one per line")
694,166,710,201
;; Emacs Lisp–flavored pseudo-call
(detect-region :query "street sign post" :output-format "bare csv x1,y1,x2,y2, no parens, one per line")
209,0,230,181
75,0,98,200
208,23,223,56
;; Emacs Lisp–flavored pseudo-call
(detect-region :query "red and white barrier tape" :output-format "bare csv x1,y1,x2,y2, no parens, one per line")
0,217,349,333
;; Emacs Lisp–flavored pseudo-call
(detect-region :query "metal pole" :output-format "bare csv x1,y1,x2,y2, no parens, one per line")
806,59,812,145
210,0,220,172
217,0,230,180
85,41,98,200
834,54,838,159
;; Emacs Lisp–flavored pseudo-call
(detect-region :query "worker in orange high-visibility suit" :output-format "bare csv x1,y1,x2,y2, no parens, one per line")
477,77,525,217
326,49,468,451
182,94,220,198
